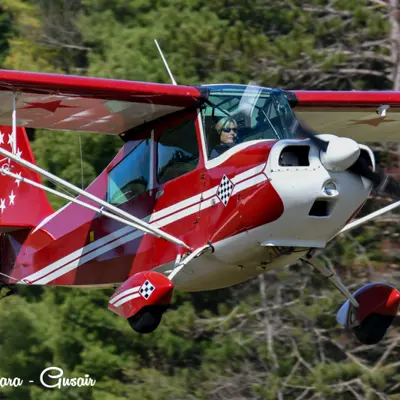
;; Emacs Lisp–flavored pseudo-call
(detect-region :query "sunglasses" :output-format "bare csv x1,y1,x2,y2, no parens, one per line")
221,127,237,133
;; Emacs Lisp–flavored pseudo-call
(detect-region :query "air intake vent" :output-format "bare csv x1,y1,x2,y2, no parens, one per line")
309,199,334,217
279,146,310,167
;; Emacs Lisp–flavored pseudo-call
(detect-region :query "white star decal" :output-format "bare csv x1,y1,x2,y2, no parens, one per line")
0,199,6,214
15,172,22,187
9,191,15,205
0,130,25,215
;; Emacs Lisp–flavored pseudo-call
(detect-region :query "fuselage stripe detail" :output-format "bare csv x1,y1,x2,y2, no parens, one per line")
33,230,144,284
151,203,201,229
109,286,140,305
21,226,134,282
20,163,267,285
231,164,265,184
232,174,268,195
26,228,137,284
113,293,140,307
149,193,203,222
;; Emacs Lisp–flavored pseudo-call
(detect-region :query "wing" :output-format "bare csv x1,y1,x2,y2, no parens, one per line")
0,70,206,135
288,91,400,142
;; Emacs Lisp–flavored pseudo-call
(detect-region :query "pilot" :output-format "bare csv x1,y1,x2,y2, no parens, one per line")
209,117,238,159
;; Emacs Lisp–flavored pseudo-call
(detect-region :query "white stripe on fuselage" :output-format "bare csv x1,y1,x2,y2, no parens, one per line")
109,286,140,305
20,164,267,285
114,293,140,307
33,230,144,284
23,225,134,283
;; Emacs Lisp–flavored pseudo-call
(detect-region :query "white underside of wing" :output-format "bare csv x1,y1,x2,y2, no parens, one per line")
295,108,400,142
0,91,183,134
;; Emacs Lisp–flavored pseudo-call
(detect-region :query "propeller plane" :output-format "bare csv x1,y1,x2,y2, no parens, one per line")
0,67,399,344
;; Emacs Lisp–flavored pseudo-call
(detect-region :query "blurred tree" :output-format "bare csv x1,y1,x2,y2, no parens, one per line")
0,1,399,399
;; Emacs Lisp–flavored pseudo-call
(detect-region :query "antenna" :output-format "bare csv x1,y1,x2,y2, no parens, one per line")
154,39,177,85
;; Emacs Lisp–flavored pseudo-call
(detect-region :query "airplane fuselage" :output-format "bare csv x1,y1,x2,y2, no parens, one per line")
4,134,373,291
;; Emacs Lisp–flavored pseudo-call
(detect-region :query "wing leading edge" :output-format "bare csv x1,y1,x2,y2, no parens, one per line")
0,70,207,135
288,90,400,142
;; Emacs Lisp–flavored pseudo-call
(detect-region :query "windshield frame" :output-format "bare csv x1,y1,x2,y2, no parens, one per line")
200,84,298,165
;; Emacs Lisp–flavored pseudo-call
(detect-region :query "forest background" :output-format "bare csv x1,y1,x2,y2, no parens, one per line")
0,0,400,399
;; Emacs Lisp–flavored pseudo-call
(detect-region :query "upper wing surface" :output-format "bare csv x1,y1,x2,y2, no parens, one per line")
0,70,204,134
289,91,400,142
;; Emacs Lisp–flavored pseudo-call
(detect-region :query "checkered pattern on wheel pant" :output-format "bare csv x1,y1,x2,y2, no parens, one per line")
139,280,155,300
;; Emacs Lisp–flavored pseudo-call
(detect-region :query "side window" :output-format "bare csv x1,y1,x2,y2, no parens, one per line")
157,119,199,184
108,139,150,205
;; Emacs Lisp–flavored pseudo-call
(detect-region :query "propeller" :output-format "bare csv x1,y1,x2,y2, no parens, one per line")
292,120,400,198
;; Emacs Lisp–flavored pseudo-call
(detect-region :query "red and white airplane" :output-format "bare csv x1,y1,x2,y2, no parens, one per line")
0,65,399,345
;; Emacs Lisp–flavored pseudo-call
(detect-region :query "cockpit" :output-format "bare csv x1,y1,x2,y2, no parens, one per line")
201,85,299,160
106,84,302,208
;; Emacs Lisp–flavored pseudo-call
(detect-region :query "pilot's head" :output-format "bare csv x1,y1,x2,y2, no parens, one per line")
215,117,238,145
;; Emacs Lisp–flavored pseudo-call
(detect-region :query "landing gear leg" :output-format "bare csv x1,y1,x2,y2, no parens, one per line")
167,244,213,281
301,249,359,308
123,244,213,335
301,250,399,345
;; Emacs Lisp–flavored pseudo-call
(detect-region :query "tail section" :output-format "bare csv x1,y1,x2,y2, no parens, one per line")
0,126,53,231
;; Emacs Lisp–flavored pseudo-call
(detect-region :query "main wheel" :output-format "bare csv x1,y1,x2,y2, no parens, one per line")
353,313,395,345
128,305,168,334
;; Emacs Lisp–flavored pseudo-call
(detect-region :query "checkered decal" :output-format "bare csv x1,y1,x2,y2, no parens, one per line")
139,280,155,300
217,175,234,206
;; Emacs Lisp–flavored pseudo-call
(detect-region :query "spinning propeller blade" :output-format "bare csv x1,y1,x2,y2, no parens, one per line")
292,120,400,198
292,120,329,152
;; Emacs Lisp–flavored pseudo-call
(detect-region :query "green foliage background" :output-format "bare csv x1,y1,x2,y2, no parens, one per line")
0,0,400,399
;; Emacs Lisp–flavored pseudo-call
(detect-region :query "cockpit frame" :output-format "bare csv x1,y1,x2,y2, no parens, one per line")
199,84,299,166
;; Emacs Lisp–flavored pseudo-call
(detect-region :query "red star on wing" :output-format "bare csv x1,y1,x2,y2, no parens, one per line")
19,100,76,113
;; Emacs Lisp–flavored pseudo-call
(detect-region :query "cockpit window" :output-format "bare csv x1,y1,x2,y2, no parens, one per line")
157,119,199,184
201,85,298,160
108,139,150,205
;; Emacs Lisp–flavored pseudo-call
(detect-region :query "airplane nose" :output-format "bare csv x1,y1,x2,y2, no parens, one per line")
259,138,374,248
319,136,360,172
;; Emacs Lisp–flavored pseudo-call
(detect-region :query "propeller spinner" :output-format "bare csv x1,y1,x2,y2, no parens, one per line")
293,120,400,198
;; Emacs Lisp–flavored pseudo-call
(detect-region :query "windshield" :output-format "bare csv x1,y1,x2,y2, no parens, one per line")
201,85,298,160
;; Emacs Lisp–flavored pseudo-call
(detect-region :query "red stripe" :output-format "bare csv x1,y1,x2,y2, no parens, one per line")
0,69,201,106
292,91,400,107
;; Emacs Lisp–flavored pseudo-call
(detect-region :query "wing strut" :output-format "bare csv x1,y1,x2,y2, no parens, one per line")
0,146,191,251
167,244,213,281
0,93,19,166
1,166,157,235
336,200,400,237
12,93,17,155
